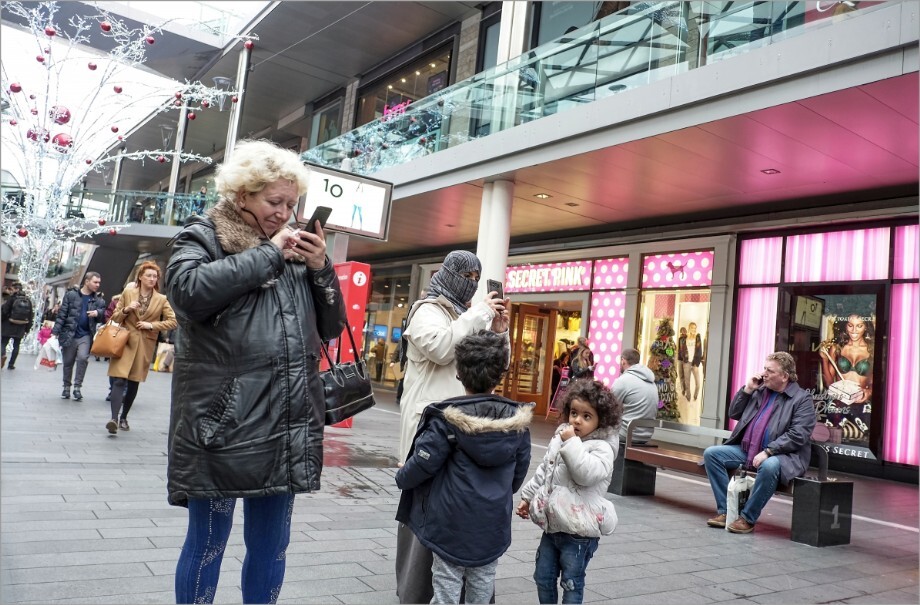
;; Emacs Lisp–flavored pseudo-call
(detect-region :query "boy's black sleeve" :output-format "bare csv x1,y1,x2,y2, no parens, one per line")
512,430,532,493
395,418,452,491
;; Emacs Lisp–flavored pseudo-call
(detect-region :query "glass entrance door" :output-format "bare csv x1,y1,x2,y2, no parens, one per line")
502,304,556,415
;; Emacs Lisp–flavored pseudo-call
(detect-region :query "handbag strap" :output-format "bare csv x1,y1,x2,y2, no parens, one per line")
320,316,359,367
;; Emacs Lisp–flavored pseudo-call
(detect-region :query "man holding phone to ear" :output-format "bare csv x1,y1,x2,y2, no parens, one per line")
702,351,815,534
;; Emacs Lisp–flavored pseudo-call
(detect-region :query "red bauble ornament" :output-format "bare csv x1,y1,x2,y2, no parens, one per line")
29,94,36,100
201,100,210,109
111,125,119,133
418,137,427,145
98,218,107,226
187,112,196,120
231,96,239,103
44,47,51,54
156,155,166,163
30,108,39,115
108,228,117,235
9,82,21,93
173,99,182,106
113,85,123,93
117,135,123,141
100,21,112,32
52,132,74,152
17,228,28,238
45,26,56,36
145,36,155,45
85,158,92,165
36,55,45,63
88,62,97,71
174,91,182,99
50,105,71,125
244,40,254,50
9,119,16,126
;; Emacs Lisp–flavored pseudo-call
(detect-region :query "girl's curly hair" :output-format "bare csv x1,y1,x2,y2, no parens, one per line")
560,379,622,431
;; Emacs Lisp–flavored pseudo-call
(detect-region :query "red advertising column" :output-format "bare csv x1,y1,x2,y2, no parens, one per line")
326,261,371,428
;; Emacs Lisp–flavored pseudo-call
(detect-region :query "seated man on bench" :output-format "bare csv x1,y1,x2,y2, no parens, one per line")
704,351,815,534
613,348,659,445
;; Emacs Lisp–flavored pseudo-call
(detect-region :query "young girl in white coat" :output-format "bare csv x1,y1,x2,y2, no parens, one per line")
517,380,623,604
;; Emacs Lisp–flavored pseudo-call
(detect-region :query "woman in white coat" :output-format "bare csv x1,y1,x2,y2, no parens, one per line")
395,249,509,604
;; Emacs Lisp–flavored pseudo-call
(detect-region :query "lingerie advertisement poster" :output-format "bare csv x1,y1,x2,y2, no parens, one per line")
813,294,877,460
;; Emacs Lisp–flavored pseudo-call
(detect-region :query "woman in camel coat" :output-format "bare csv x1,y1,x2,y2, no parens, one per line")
107,261,177,434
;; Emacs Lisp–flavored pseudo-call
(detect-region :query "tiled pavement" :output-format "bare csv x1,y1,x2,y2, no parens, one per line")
1,356,917,604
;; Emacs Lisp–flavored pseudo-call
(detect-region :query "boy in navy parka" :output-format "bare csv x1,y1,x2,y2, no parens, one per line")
395,330,533,604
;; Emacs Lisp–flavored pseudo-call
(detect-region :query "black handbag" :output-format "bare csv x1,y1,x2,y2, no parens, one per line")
320,317,376,425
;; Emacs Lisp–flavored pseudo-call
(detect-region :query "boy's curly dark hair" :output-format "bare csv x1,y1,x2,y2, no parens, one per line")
455,330,509,393
560,379,622,431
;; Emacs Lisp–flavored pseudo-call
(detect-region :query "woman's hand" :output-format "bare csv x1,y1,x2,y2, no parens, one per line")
516,500,530,519
290,223,328,270
270,227,299,252
486,294,510,333
136,321,153,330
127,300,141,312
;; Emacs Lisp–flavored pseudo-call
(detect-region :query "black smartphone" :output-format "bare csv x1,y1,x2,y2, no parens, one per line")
298,206,332,234
754,375,764,385
486,279,504,299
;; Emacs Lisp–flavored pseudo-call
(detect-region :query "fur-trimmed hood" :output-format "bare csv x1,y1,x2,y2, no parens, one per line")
443,399,533,435
206,199,305,263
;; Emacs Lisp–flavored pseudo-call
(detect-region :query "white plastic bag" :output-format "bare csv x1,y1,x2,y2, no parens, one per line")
34,335,61,370
725,470,755,530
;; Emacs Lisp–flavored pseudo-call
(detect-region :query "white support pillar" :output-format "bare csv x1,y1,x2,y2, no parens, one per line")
165,102,189,226
224,43,253,159
476,179,513,302
474,182,493,261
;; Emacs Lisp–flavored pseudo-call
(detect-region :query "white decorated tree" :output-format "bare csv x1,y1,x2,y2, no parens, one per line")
1,1,236,338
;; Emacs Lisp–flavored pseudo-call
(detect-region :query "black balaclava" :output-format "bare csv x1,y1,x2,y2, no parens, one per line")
427,250,481,315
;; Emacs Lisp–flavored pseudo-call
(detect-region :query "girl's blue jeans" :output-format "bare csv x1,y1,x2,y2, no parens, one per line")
533,531,599,604
175,493,294,604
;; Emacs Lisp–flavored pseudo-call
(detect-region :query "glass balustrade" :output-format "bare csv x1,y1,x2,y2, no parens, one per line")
302,0,881,176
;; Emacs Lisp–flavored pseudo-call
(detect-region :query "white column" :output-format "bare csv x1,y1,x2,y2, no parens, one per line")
224,43,253,159
474,182,493,261
476,179,513,301
497,1,531,63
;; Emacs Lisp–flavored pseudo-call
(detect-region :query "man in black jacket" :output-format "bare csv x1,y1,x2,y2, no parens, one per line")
52,272,105,401
1,283,34,370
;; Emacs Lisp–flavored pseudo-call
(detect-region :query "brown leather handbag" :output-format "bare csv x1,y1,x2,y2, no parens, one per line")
90,322,129,358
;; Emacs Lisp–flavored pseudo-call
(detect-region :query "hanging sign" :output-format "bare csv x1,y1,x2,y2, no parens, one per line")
299,162,393,241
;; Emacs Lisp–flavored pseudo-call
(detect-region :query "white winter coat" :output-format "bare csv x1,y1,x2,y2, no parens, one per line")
397,296,497,462
520,424,619,537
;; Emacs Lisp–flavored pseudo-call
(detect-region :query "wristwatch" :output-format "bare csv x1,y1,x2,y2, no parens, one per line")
764,448,774,457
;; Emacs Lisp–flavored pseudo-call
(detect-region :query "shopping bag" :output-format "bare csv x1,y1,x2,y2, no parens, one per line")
725,469,755,530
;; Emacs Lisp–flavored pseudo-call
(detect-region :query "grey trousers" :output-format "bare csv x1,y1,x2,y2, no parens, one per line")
396,523,433,604
61,335,92,388
681,361,701,400
431,553,497,604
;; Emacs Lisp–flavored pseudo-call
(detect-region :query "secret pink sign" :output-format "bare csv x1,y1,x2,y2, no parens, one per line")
505,261,592,293
642,251,713,288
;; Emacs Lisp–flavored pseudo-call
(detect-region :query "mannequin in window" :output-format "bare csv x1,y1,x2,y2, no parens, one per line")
678,322,703,401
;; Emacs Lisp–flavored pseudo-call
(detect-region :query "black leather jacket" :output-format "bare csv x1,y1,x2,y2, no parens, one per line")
165,206,345,507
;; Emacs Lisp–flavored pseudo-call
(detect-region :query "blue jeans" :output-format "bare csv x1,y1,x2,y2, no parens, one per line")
175,493,294,604
533,532,599,604
703,444,781,524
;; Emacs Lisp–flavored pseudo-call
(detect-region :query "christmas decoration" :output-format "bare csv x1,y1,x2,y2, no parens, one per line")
1,1,239,344
244,40,254,50
187,111,196,120
649,317,680,420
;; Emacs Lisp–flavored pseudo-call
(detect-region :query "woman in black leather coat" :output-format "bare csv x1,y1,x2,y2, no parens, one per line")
166,140,345,604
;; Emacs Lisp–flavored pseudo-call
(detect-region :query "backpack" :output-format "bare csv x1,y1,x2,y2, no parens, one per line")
8,296,32,325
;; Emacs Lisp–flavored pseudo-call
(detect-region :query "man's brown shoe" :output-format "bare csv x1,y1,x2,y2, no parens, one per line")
727,518,755,534
707,513,727,528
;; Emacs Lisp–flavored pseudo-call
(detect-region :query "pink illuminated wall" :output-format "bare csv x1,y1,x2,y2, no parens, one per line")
894,225,919,280
588,291,626,387
785,228,890,282
730,288,779,429
592,257,629,290
642,251,713,288
505,261,592,293
739,237,783,285
883,283,919,466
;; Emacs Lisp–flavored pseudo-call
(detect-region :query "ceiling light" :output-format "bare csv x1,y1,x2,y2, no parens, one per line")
565,202,579,207
430,63,436,68
415,71,421,76
761,168,781,175
387,85,393,89
534,193,552,199
401,78,406,83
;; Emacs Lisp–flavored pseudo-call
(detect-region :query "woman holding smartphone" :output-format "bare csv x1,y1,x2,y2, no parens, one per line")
166,139,346,604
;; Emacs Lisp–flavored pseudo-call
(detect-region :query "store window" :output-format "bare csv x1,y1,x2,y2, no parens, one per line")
636,251,714,426
477,3,502,73
364,272,412,385
310,99,343,148
355,46,452,128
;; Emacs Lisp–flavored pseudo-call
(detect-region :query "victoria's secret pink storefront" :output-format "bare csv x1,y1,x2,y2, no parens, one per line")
503,223,917,478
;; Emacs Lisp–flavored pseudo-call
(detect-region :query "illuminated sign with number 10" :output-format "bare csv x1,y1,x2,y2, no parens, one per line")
299,162,394,241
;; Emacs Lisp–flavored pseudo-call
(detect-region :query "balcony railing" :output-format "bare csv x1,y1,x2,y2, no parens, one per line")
302,0,880,176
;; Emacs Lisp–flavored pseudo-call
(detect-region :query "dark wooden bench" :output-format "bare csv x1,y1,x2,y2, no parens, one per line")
609,418,853,547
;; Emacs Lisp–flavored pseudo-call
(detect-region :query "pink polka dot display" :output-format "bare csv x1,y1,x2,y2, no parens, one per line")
641,250,714,289
592,258,629,290
588,291,626,386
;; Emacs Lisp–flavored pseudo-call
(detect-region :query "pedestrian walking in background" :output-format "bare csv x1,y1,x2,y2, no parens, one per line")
165,139,345,605
105,263,176,434
395,250,510,604
1,282,35,370
396,330,532,604
52,272,106,401
569,336,595,380
517,380,622,604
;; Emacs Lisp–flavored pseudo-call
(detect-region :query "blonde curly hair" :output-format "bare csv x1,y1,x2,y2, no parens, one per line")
214,140,310,202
